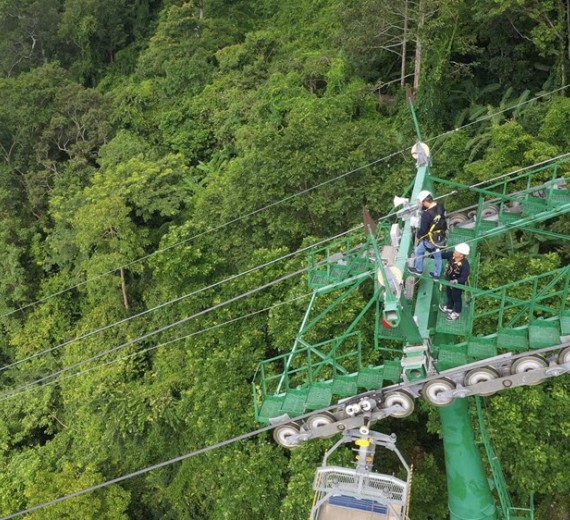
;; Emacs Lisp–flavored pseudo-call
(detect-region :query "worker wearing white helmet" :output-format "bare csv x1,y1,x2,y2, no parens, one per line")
417,190,432,204
409,190,448,279
438,243,471,321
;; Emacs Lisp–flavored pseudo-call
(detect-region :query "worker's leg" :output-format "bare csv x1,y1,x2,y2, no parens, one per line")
446,286,454,308
415,240,433,273
433,248,442,276
451,287,463,313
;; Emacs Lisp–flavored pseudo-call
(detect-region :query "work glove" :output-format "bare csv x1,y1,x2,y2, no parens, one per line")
449,279,458,284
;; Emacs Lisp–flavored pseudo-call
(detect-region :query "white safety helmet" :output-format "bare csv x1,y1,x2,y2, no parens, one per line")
416,190,432,203
455,243,470,256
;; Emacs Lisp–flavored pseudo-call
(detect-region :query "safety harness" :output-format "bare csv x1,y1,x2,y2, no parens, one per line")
445,259,464,280
419,203,447,246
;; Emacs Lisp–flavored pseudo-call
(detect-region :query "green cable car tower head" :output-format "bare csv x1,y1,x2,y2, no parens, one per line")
408,103,497,520
252,105,570,519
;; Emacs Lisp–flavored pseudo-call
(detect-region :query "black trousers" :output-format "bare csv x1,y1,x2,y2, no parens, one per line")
446,286,463,313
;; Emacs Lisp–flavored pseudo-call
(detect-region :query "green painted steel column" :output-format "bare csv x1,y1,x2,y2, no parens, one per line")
440,400,497,520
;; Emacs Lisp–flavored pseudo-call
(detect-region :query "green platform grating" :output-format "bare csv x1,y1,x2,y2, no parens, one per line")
448,228,475,247
376,324,407,342
258,395,285,421
281,389,308,416
357,367,384,390
560,311,570,336
437,345,468,370
497,327,529,351
478,219,497,233
305,382,333,410
329,264,350,281
309,264,353,288
349,258,373,276
382,359,402,382
498,211,522,224
549,188,570,204
435,303,473,336
522,197,548,215
467,336,498,360
528,319,561,349
332,374,358,397
309,272,329,287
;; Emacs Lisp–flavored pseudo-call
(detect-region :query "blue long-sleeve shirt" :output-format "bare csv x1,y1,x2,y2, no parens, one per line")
416,203,446,241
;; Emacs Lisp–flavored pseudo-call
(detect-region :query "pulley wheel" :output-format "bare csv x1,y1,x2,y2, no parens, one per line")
305,412,337,438
558,347,570,365
382,390,415,418
510,355,547,385
422,378,456,407
464,367,500,396
273,422,302,448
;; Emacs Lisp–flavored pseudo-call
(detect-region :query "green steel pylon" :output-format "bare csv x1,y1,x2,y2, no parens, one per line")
252,102,570,519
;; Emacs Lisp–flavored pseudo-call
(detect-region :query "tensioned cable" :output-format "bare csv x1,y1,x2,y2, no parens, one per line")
3,150,567,392
0,401,333,520
4,183,569,520
434,82,570,137
0,225,360,375
0,426,273,520
3,151,568,395
0,150,402,319
396,152,570,265
4,149,565,376
0,266,311,401
2,88,569,520
4,81,568,320
0,293,313,405
3,157,569,520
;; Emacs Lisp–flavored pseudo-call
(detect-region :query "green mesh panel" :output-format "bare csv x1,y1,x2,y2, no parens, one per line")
437,345,468,370
560,311,570,336
309,272,329,288
528,319,561,349
349,258,373,276
329,264,350,282
382,360,402,383
258,395,285,421
522,197,548,215
497,328,529,351
305,382,333,410
477,219,497,233
332,374,358,397
498,211,522,224
435,303,472,337
280,389,308,416
376,324,406,341
549,188,570,204
357,367,384,390
448,228,475,247
467,336,497,360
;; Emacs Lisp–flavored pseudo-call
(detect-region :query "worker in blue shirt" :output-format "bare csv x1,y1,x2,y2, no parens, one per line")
409,190,447,279
439,243,470,321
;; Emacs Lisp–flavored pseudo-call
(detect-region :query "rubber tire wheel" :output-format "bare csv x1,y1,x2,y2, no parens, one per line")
422,378,456,407
273,422,302,448
464,367,500,396
510,355,548,386
305,412,337,438
448,212,468,228
558,347,570,365
382,390,415,418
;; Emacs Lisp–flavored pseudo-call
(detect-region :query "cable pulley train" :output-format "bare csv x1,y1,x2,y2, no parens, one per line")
252,111,570,519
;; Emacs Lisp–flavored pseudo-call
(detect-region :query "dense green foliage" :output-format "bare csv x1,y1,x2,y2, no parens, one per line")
0,0,569,518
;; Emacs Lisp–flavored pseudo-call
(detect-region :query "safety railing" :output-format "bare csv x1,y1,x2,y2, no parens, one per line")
252,332,364,418
468,265,570,334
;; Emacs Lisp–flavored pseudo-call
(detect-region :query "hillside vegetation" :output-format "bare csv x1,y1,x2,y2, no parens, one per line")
0,0,569,518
